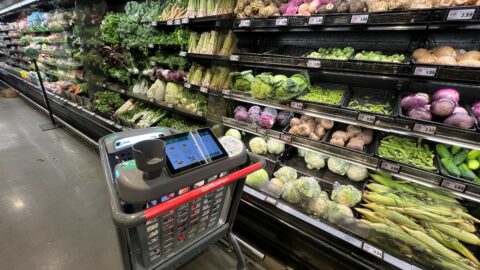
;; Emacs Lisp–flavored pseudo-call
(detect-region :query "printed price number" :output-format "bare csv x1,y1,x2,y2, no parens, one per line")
265,197,278,206
308,16,324,25
200,87,208,93
362,243,383,259
307,59,321,68
239,20,251,27
447,9,475,21
413,123,436,135
290,101,304,110
222,89,232,95
174,19,181,25
167,20,173,25
279,133,292,143
357,113,376,124
380,161,400,173
275,18,288,26
179,51,187,57
181,18,189,24
441,179,467,193
151,21,158,26
414,66,437,77
184,83,191,88
229,54,239,61
256,127,267,135
351,14,369,24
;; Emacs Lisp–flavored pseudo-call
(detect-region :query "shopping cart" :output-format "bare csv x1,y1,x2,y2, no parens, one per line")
99,127,265,270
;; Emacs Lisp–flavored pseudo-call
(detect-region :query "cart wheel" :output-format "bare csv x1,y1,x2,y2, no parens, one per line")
228,232,247,270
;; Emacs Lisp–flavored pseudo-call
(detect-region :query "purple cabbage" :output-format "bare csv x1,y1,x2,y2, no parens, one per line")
262,107,278,119
430,98,456,117
277,111,294,127
443,113,474,129
400,93,430,110
407,107,432,120
234,105,247,114
234,106,248,122
259,114,276,129
279,3,288,14
248,105,262,116
247,113,261,125
432,88,460,104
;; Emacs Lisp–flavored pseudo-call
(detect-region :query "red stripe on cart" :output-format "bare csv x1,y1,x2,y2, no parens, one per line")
143,162,264,221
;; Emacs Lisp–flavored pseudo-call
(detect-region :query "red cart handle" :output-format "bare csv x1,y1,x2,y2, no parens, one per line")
143,162,264,221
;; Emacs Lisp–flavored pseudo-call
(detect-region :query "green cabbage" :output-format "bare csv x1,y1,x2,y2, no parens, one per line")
246,169,269,189
281,181,302,204
273,166,297,183
229,70,254,91
225,129,241,140
251,72,274,100
327,202,354,224
331,184,362,207
249,137,267,155
267,138,285,154
346,165,368,182
304,150,327,170
327,157,350,176
307,191,331,219
293,177,321,200
262,178,284,197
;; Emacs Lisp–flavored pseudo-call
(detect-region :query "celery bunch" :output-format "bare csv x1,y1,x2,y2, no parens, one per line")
190,0,235,17
188,30,236,56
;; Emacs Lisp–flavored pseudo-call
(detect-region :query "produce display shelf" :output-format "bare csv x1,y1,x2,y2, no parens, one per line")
7,61,29,70
38,50,72,58
19,28,67,34
182,52,231,63
148,14,235,27
221,92,480,150
9,49,26,54
42,70,76,82
142,75,211,95
0,28,16,32
242,186,422,270
39,60,83,70
95,82,207,121
233,6,480,32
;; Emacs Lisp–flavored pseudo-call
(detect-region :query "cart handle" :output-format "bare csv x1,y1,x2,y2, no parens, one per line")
144,160,264,221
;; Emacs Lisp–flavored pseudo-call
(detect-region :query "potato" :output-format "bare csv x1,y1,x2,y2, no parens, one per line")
320,119,334,129
332,131,348,141
412,48,430,60
309,132,321,141
298,124,312,136
357,129,374,144
290,118,302,127
330,138,345,147
289,126,299,135
346,125,362,136
345,131,355,140
300,115,314,122
349,136,366,146
314,125,326,138
346,140,364,151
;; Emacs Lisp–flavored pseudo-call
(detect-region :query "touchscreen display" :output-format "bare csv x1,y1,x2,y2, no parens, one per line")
163,129,227,173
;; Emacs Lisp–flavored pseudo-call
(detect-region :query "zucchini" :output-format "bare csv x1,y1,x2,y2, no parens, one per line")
441,158,461,177
436,144,453,160
450,145,462,155
459,164,477,181
453,150,469,166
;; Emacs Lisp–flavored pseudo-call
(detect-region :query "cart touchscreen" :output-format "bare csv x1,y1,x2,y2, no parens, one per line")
163,128,228,175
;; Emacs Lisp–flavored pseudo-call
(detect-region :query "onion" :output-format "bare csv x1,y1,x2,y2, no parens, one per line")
443,113,474,129
432,88,460,104
452,107,468,115
400,93,430,110
407,107,432,120
473,106,480,117
472,101,480,109
430,98,456,117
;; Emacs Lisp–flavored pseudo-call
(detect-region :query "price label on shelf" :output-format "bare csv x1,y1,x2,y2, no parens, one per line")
151,21,158,26
239,20,251,27
357,113,376,124
447,9,475,21
413,123,436,135
275,18,288,26
308,16,324,25
174,19,181,25
279,133,292,143
150,61,156,66
148,97,155,102
413,66,437,77
290,101,304,110
362,243,383,259
307,60,321,68
265,197,278,206
148,43,154,48
167,20,173,25
167,103,174,108
229,54,239,61
120,89,126,94
181,18,189,24
256,127,267,135
196,111,203,117
179,51,187,57
351,14,369,24
380,161,400,173
222,89,232,95
102,83,107,88
200,87,209,93
184,83,191,88
441,179,467,193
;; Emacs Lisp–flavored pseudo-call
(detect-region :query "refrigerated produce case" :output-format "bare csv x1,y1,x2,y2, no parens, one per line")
1,1,480,270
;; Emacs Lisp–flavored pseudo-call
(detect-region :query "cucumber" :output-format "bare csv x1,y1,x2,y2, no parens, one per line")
453,150,469,166
441,158,461,177
450,145,462,155
436,144,453,160
459,164,477,181
467,150,480,160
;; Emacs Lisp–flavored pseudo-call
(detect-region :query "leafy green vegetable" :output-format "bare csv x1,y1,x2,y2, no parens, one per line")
298,85,344,105
229,70,254,91
307,47,354,61
251,72,274,100
354,50,406,63
93,91,124,113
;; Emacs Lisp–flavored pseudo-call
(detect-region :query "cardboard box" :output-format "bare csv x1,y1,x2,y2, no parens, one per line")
1,88,17,98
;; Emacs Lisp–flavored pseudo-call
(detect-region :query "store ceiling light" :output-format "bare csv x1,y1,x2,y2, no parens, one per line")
0,0,39,16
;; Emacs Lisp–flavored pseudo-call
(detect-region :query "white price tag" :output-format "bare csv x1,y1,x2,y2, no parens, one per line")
181,18,189,24
279,133,292,143
102,83,107,88
150,61,156,66
256,127,267,135
184,83,191,88
414,66,437,77
120,89,126,94
290,101,304,110
308,16,324,25
357,113,376,124
413,123,436,135
148,97,155,102
148,43,154,48
196,111,203,117
362,243,383,259
275,18,288,26
441,179,467,193
265,197,278,206
151,21,158,26
167,103,174,108
167,20,173,25
239,20,251,27
380,161,400,173
179,51,187,57
174,19,181,25
447,9,475,21
200,87,208,93
229,54,239,61
351,14,369,24
307,59,321,68
222,89,232,95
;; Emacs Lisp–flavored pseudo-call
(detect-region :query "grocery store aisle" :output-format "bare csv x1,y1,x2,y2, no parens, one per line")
0,95,125,269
